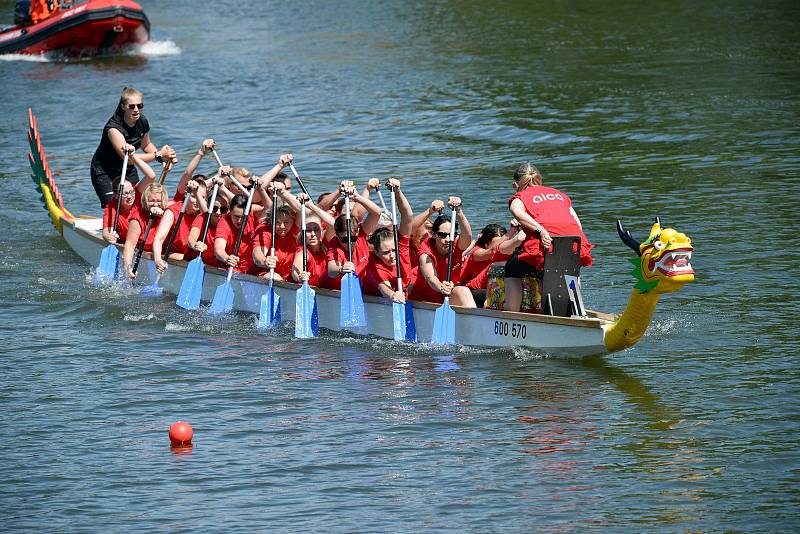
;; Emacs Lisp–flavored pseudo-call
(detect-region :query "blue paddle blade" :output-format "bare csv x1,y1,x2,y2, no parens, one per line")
404,300,417,342
257,288,281,329
392,301,406,341
431,299,456,345
295,282,318,338
392,300,417,342
340,273,366,328
207,280,234,315
141,263,162,296
95,245,119,283
176,257,204,310
141,282,163,296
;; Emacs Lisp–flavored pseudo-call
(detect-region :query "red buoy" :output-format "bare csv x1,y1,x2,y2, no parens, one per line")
169,421,193,446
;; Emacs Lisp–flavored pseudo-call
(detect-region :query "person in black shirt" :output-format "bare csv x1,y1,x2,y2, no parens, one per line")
90,86,176,207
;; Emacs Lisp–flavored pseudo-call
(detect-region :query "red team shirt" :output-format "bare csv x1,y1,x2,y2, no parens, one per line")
215,213,256,273
163,202,198,259
128,203,163,252
465,249,511,290
364,234,413,297
295,244,329,287
511,185,593,269
253,223,299,280
325,228,371,289
458,244,494,286
189,212,221,268
102,190,141,242
408,237,465,304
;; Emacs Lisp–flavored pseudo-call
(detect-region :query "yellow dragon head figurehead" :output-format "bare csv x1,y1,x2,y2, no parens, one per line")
617,218,694,294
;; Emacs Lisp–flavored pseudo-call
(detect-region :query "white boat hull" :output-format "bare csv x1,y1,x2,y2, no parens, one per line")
64,217,611,356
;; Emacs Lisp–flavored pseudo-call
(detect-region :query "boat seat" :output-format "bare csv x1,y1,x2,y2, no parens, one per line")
541,236,582,317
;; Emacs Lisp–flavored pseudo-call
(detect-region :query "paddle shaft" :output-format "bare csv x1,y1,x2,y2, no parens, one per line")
300,198,307,271
389,187,403,291
445,207,458,283
344,192,353,262
268,187,277,288
377,188,388,213
112,151,130,234
157,159,174,186
132,215,156,276
211,148,223,169
287,163,311,198
225,184,256,282
199,182,220,242
285,164,316,269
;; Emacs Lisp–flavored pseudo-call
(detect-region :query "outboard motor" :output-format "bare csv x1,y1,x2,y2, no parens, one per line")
15,0,32,25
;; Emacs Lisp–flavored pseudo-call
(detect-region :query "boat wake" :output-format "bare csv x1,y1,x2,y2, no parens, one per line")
131,40,181,57
0,40,180,63
0,52,49,62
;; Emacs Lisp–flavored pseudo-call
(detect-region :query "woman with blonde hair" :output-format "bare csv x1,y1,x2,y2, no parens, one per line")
504,162,593,312
122,182,171,279
90,87,175,206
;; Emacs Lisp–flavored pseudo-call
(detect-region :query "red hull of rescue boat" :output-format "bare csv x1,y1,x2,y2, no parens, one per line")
0,0,149,56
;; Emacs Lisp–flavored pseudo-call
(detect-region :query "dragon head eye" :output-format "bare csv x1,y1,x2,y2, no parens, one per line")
653,240,665,250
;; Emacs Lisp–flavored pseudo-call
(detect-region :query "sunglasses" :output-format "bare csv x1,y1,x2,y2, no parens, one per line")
212,205,228,214
435,231,459,239
127,103,144,110
121,190,135,198
305,226,321,234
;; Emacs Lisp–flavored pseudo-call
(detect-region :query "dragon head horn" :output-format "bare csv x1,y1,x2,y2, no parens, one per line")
617,220,642,256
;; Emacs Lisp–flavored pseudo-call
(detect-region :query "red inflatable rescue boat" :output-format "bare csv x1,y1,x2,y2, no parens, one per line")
0,0,149,56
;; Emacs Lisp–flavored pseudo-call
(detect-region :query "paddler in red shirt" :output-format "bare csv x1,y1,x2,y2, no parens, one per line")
505,162,593,312
151,139,218,272
186,184,228,269
264,188,338,287
324,180,384,289
292,207,335,287
408,197,476,308
151,178,205,273
363,178,415,302
214,188,259,274
102,147,156,244
121,182,171,279
465,219,527,307
459,223,508,287
251,183,299,280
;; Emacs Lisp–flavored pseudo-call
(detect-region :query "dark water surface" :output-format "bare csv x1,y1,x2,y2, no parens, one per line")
1,1,799,531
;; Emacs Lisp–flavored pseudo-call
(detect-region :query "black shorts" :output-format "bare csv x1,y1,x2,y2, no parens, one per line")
504,250,542,279
91,164,139,207
470,288,487,308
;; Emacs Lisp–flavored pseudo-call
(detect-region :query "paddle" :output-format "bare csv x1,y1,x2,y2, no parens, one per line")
176,181,220,310
141,191,191,296
431,207,458,345
256,186,281,329
389,185,416,342
131,214,156,280
207,183,255,315
294,197,319,338
95,150,128,283
339,191,366,329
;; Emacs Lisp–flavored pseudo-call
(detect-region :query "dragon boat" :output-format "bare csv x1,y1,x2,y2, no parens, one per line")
0,0,149,57
26,109,695,357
